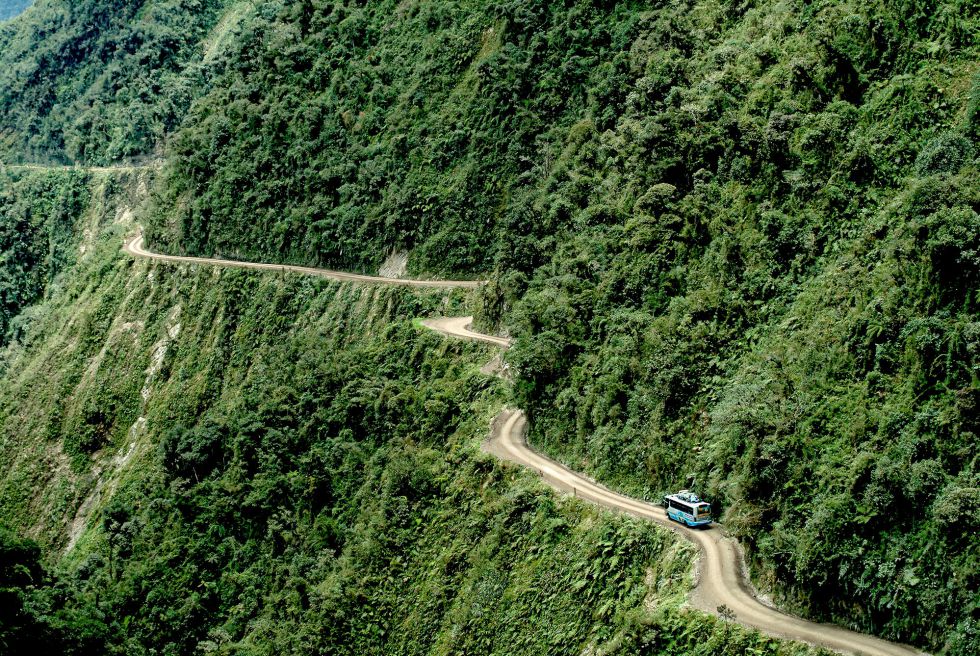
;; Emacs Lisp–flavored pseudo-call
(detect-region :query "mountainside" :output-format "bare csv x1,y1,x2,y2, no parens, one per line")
0,169,823,656
0,0,224,164
0,170,92,342
0,0,977,655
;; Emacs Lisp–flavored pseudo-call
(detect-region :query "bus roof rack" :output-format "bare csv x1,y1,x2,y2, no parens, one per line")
674,490,702,503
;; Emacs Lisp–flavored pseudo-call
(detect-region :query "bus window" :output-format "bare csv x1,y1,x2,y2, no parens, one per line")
671,500,693,515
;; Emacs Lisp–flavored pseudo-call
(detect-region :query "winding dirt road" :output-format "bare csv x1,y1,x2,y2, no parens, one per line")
123,242,925,656
422,316,925,656
2,162,160,174
124,235,481,289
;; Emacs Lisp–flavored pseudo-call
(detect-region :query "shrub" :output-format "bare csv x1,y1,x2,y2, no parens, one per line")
914,132,975,176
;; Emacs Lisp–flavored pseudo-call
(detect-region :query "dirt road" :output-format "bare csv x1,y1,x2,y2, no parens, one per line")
124,235,482,289
422,316,926,656
122,237,925,656
2,162,160,174
420,317,512,347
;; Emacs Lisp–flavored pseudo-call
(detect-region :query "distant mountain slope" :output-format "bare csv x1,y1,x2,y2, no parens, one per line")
0,169,90,344
0,0,225,164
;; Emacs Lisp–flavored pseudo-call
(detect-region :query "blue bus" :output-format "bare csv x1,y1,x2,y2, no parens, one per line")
662,490,712,527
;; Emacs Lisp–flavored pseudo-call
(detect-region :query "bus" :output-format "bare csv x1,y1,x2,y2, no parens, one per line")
662,490,712,527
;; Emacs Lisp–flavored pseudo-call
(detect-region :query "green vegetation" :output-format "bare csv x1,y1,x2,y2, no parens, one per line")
0,0,977,654
0,170,91,343
0,526,111,653
140,1,977,649
0,192,824,655
507,165,979,651
0,0,225,164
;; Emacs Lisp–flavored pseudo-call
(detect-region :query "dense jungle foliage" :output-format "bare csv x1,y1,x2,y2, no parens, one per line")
0,0,225,164
0,169,95,344
0,0,977,654
0,189,825,656
140,0,977,650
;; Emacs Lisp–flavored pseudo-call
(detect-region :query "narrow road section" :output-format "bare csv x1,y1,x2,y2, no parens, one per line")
122,235,925,656
422,316,926,656
2,162,160,173
124,235,482,289
421,317,512,347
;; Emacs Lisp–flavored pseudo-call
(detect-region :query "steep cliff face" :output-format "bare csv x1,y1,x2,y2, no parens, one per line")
0,0,977,654
0,172,821,655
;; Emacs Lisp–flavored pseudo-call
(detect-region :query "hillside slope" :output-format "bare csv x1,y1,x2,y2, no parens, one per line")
139,1,976,650
0,0,976,654
0,0,226,164
0,171,829,656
